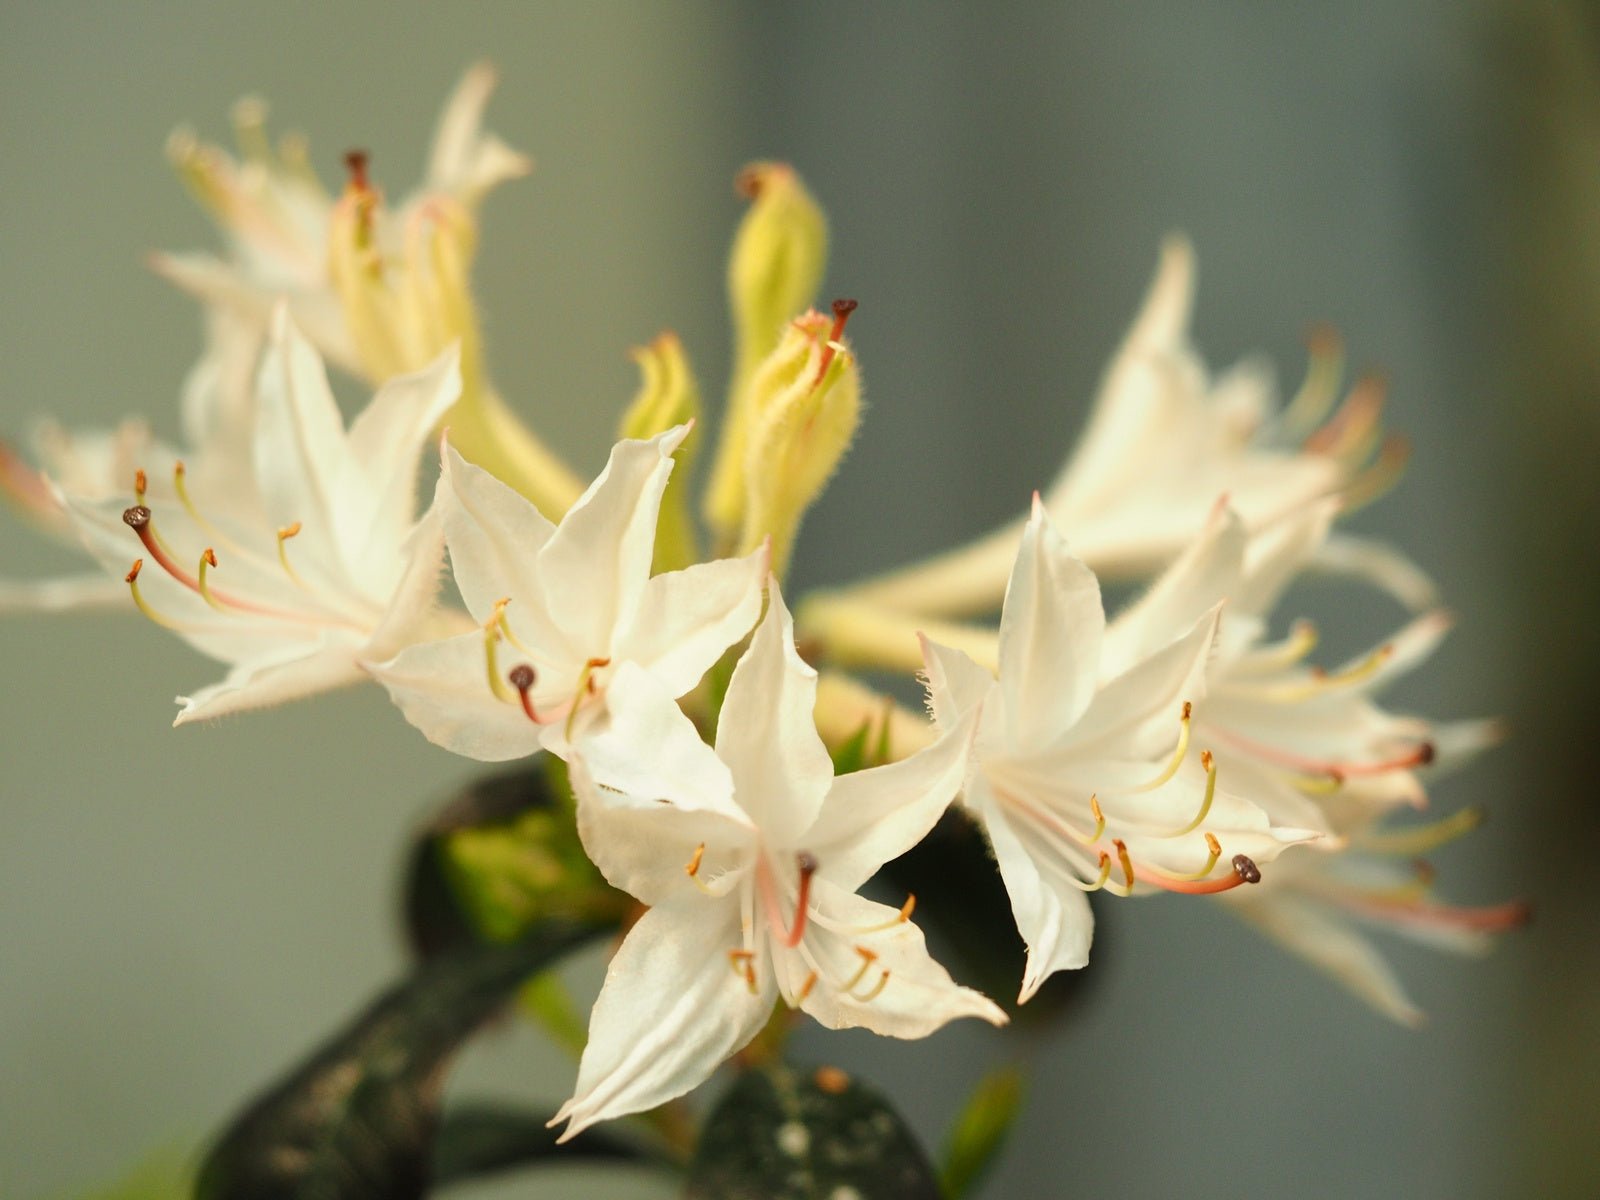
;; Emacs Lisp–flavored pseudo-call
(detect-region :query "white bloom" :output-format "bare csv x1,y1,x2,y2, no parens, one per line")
839,236,1425,619
371,426,766,762
151,62,528,378
63,312,461,723
551,581,1003,1141
922,498,1316,1002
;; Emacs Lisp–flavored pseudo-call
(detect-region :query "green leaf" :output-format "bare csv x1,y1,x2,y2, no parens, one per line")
403,759,624,958
939,1068,1024,1200
195,921,606,1200
431,1102,654,1185
828,718,873,775
686,1064,943,1200
878,812,1101,1023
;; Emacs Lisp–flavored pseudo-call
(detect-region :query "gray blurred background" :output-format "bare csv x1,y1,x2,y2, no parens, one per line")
2,2,1596,1197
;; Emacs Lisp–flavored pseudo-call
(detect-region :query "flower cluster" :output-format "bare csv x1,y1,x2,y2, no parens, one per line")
2,65,1523,1140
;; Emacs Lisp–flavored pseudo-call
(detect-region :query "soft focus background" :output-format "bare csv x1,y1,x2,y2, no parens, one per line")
2,3,1595,1197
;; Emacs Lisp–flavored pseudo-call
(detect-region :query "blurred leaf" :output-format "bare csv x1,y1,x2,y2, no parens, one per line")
879,811,1097,1023
195,921,605,1200
686,1063,942,1200
828,718,873,775
403,758,623,959
67,1148,192,1200
431,1102,655,1184
939,1067,1025,1199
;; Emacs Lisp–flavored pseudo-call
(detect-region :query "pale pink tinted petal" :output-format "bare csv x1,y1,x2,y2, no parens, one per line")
998,502,1105,753
715,580,832,847
791,879,1005,1036
618,546,766,698
173,634,365,726
551,900,773,1142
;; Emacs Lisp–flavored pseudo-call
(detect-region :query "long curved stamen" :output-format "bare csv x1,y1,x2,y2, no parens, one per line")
796,971,819,1003
1355,807,1484,856
563,656,612,740
1208,723,1435,779
1140,853,1262,895
783,853,817,947
196,548,225,611
1230,620,1318,675
125,559,184,630
1220,644,1396,705
842,946,878,993
728,950,758,994
482,615,514,704
812,893,917,936
1156,832,1223,881
684,842,731,898
1280,324,1344,436
996,785,1116,890
1304,374,1385,461
122,505,308,622
1129,702,1192,792
853,970,891,1002
491,597,538,657
1154,749,1218,837
275,522,309,589
1340,435,1411,514
173,461,246,558
134,468,147,504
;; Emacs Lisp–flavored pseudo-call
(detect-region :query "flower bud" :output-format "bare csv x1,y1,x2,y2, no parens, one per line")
739,301,862,577
704,163,828,541
619,332,701,571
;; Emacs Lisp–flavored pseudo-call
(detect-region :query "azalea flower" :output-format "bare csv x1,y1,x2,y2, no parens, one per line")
922,498,1317,1002
371,425,767,762
62,313,462,723
1225,805,1528,1025
551,580,1003,1140
834,235,1426,621
2,311,262,614
152,62,528,380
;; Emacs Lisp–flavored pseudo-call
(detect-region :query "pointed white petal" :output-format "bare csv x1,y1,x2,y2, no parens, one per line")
791,879,1006,1036
808,707,979,893
371,631,543,761
0,573,127,613
537,428,685,653
570,752,751,906
424,61,533,202
920,636,998,732
360,490,452,663
715,580,833,846
998,502,1105,753
618,546,766,697
552,900,772,1142
174,635,365,725
438,441,559,626
969,787,1096,1002
1230,890,1423,1026
1233,499,1337,617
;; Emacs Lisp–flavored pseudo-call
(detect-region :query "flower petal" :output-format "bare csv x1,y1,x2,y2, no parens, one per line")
997,500,1105,753
371,630,543,761
789,878,1006,1036
920,635,998,732
438,440,558,626
617,545,766,698
551,899,773,1142
715,579,833,846
174,633,365,726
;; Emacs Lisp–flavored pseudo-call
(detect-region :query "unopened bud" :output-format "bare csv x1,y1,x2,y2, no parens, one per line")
705,162,829,541
620,332,701,571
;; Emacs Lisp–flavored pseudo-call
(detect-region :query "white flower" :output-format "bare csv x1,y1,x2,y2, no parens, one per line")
922,498,1317,1003
551,580,1003,1141
151,62,528,379
63,312,461,723
2,312,261,614
370,426,766,762
838,235,1426,620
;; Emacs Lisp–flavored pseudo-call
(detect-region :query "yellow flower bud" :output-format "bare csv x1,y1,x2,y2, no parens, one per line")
620,332,701,571
740,299,862,577
704,163,828,542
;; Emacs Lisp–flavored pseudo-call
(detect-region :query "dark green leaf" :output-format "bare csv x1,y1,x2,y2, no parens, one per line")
431,1102,652,1185
686,1064,942,1200
828,719,873,776
878,811,1100,1023
939,1067,1024,1199
196,921,605,1200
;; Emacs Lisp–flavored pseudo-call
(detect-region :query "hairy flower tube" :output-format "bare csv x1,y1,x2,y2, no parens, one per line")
551,580,1002,1139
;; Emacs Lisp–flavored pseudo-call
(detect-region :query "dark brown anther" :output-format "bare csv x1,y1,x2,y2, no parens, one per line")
1231,854,1262,885
122,505,151,529
796,851,819,877
734,164,765,199
508,664,536,692
1417,741,1437,766
344,149,370,191
830,297,858,320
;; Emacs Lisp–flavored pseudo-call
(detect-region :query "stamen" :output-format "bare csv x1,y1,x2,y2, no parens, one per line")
1340,434,1411,514
563,657,613,740
1281,323,1344,436
796,970,819,1003
728,949,758,994
1225,646,1394,704
1231,620,1318,674
1129,702,1192,792
482,617,515,704
344,149,371,194
1114,839,1136,891
1158,832,1223,881
125,559,183,630
813,298,858,386
196,548,225,611
275,522,308,589
171,461,242,558
853,970,891,1003
1087,794,1106,842
508,663,539,722
134,469,147,503
783,852,818,948
1156,749,1218,837
831,893,917,935
1211,723,1435,780
842,946,878,993
1232,854,1262,884
1355,807,1485,856
1304,374,1386,460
